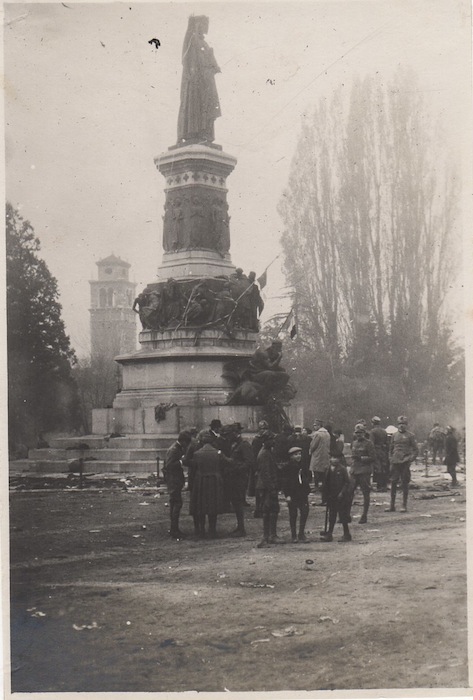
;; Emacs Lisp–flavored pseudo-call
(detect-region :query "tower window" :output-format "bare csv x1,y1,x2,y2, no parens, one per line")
107,288,114,307
99,288,106,307
105,267,113,275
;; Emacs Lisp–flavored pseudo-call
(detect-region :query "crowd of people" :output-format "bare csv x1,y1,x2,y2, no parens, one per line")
162,416,463,545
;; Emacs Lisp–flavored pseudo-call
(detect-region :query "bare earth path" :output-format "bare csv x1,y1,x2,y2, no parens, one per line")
9,463,468,693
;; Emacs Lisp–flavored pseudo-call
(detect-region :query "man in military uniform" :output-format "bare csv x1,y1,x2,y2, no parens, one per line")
386,416,418,513
163,431,192,539
350,423,376,523
256,431,280,547
369,416,389,491
249,419,269,517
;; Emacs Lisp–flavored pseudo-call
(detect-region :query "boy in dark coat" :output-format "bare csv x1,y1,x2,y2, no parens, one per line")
282,446,311,542
320,456,353,542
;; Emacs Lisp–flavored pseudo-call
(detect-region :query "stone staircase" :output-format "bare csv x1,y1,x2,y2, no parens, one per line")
9,434,177,477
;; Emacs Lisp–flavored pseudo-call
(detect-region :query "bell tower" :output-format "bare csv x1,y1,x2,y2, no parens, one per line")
89,254,137,358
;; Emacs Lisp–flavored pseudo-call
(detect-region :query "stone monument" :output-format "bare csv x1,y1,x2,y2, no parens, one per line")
92,16,298,436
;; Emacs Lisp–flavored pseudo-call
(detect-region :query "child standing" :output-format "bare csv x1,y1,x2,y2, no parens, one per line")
320,456,353,542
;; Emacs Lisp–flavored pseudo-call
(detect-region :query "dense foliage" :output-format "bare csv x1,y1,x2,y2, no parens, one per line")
6,203,79,450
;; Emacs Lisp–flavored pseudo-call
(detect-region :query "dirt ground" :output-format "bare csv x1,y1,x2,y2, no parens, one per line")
8,462,469,694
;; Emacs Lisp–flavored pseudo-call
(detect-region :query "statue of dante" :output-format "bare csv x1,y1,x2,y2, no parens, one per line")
177,16,221,144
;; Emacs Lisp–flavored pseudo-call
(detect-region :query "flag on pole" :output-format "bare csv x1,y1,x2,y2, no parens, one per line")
279,308,297,339
257,269,267,289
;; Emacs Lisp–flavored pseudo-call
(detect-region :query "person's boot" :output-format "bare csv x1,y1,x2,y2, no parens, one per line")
359,492,369,523
257,514,271,548
230,507,246,537
320,532,333,541
268,513,282,544
339,524,352,542
289,508,298,542
170,505,185,539
400,486,408,512
253,492,263,518
298,506,309,542
385,484,397,512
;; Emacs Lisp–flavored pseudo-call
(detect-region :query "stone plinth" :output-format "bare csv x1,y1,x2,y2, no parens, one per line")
157,249,235,280
113,328,257,407
138,328,256,352
91,404,266,436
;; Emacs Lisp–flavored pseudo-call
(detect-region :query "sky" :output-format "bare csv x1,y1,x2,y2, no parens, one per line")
4,0,471,356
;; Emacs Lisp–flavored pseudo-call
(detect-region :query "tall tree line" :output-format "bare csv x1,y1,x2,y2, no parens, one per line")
277,70,463,429
6,203,79,451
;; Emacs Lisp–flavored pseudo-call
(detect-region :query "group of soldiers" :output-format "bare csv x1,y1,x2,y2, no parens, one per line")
163,415,463,546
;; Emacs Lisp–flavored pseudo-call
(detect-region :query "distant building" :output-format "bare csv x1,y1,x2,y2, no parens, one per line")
89,254,137,359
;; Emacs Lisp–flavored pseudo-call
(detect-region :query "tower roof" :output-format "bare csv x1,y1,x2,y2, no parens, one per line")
96,254,131,268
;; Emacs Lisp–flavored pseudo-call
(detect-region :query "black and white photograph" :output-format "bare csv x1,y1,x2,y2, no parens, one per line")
4,0,471,695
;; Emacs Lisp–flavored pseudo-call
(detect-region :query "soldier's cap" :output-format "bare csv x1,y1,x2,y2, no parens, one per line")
354,423,366,433
446,425,453,432
313,418,324,425
294,426,302,432
210,419,222,430
371,416,381,423
397,415,408,424
288,446,302,455
258,420,269,430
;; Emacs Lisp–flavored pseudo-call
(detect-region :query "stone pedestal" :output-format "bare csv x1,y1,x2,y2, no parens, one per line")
91,328,263,434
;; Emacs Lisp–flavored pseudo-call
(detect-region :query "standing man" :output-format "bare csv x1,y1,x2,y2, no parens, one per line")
428,422,445,465
444,426,460,487
350,423,376,523
163,430,192,540
250,419,269,518
282,446,311,543
188,431,225,538
309,419,330,502
386,416,418,513
369,416,389,491
256,431,281,548
209,419,223,447
221,423,254,537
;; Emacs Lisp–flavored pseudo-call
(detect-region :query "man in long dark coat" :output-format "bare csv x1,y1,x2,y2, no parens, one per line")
188,431,226,538
221,423,254,536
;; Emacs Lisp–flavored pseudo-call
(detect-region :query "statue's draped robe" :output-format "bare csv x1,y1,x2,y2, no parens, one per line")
177,30,221,142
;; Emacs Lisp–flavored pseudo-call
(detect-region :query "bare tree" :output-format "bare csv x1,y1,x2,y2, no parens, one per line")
278,68,462,418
